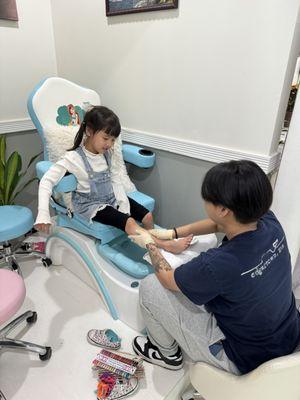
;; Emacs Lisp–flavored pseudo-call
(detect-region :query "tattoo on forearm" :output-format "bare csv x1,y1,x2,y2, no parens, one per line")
146,243,172,273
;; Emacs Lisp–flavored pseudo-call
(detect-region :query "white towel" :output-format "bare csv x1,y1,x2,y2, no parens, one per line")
143,234,218,269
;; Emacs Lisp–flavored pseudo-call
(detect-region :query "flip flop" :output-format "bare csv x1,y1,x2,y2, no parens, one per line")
87,329,121,350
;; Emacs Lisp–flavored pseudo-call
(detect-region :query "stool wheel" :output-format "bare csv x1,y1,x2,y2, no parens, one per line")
11,260,19,271
20,243,31,251
39,346,52,361
42,257,52,267
26,311,37,324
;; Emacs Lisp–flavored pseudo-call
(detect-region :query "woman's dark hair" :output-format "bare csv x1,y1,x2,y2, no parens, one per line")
201,160,273,223
69,105,121,150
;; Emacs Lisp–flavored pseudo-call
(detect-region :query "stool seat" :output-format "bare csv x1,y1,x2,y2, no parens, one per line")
0,269,26,325
0,206,34,242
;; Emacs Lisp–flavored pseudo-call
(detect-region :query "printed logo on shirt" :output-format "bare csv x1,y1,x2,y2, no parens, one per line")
241,236,285,278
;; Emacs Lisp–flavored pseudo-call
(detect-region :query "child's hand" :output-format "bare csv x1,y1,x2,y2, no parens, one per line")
34,223,52,234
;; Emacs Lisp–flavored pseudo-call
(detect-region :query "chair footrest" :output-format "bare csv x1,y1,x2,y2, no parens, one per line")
97,235,152,279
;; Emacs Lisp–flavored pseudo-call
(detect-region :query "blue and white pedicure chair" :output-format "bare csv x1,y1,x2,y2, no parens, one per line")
27,77,156,331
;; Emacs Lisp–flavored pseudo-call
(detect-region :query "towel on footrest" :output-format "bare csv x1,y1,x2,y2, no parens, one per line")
143,234,217,269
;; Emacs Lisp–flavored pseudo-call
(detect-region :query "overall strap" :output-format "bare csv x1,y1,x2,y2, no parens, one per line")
76,146,94,174
103,151,112,169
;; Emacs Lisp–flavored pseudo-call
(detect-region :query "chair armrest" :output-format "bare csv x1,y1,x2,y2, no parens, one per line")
55,174,77,193
36,161,53,180
122,144,155,168
36,161,77,193
127,191,155,212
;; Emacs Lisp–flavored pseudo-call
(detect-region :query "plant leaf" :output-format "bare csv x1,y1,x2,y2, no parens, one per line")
0,135,6,167
0,185,4,205
12,177,38,202
19,151,42,179
0,159,4,192
0,136,6,191
26,151,42,170
4,152,22,204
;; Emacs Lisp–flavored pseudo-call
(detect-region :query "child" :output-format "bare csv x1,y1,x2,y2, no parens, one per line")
35,106,192,254
130,160,300,374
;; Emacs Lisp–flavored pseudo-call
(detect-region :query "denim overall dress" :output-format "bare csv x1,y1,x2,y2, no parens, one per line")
72,147,117,221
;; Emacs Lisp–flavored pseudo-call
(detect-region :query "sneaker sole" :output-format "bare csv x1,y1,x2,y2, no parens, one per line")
87,334,121,350
132,341,183,371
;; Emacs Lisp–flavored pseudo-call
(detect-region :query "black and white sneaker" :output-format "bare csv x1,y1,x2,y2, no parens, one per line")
132,336,183,370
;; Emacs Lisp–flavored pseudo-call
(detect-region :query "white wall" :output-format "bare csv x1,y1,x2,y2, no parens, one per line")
0,0,57,121
50,0,300,157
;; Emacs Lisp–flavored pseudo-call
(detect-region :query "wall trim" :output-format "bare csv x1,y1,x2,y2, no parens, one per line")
122,127,280,174
0,118,35,134
0,118,280,173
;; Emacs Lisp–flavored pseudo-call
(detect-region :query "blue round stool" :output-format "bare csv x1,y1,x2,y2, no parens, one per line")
0,206,34,273
0,206,34,242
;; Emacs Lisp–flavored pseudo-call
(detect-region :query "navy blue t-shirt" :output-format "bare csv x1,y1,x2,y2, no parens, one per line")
174,211,300,374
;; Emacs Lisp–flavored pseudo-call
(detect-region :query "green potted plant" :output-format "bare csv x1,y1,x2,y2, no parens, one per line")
0,135,41,206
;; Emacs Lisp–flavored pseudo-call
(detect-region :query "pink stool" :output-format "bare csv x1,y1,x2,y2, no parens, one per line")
0,269,51,360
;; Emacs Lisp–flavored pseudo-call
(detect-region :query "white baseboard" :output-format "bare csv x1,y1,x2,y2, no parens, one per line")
0,118,280,173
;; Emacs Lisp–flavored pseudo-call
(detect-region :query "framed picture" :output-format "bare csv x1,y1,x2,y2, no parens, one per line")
106,0,178,17
0,0,18,21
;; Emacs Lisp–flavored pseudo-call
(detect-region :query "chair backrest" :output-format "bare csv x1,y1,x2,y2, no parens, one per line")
27,77,100,160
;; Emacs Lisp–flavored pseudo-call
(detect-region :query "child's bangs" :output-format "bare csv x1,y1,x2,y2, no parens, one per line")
103,124,120,138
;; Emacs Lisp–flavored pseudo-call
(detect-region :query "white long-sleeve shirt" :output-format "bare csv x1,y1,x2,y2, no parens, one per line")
35,146,132,225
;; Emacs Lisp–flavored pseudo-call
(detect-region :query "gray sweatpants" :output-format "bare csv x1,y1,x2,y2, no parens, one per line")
140,274,240,374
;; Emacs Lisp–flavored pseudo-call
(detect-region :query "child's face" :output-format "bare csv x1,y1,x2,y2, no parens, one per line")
86,129,116,154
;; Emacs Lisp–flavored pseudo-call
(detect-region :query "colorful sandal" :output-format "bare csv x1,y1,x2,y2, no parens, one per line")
87,329,121,350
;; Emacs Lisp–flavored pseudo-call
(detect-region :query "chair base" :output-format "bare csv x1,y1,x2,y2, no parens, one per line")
0,239,45,275
45,227,146,331
0,310,52,361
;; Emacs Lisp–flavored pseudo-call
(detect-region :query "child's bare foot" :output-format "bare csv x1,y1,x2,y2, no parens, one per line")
155,234,193,254
142,212,154,230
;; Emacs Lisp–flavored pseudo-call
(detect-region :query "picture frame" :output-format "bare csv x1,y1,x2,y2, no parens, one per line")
106,0,178,17
0,0,18,21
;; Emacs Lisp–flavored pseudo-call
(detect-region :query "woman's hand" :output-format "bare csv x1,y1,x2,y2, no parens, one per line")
34,223,52,234
148,228,174,240
129,230,155,249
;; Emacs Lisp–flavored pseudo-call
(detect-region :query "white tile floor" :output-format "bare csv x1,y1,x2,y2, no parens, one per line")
0,255,188,400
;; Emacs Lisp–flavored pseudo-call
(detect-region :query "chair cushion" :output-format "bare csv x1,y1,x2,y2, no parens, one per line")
0,269,26,325
43,125,78,163
0,206,34,242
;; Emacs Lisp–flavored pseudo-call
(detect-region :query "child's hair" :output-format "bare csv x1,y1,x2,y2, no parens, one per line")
69,105,121,150
201,160,273,224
